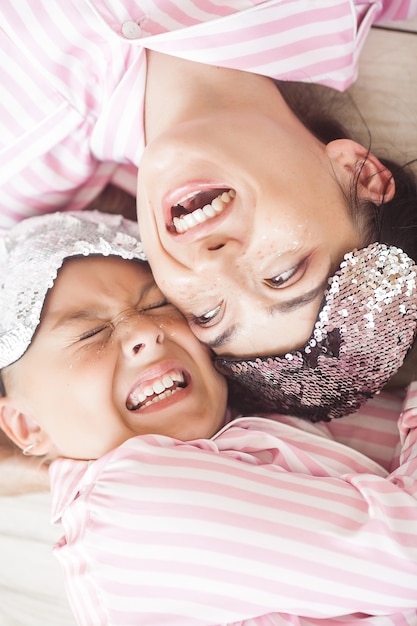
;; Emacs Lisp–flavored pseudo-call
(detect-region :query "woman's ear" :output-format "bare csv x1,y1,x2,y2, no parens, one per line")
325,139,395,205
0,399,49,456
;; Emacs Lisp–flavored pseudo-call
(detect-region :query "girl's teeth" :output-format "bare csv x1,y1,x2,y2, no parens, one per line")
162,374,174,388
153,380,165,395
173,189,235,234
143,387,180,408
128,371,184,410
137,391,147,403
171,371,184,384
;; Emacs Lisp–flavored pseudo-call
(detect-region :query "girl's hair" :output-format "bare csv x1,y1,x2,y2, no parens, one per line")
277,81,417,262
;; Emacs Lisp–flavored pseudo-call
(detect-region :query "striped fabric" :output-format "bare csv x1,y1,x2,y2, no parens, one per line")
1,0,416,229
50,385,417,626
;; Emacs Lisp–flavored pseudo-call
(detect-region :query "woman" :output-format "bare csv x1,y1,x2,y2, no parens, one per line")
136,51,417,418
1,0,416,228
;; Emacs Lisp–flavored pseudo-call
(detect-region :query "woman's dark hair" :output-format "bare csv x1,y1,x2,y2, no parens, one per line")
277,80,417,262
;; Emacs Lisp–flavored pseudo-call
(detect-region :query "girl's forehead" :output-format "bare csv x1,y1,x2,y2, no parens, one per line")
37,257,160,341
0,211,145,370
50,256,154,301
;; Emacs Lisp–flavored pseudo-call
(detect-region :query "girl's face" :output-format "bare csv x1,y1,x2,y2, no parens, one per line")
3,257,227,459
137,104,367,358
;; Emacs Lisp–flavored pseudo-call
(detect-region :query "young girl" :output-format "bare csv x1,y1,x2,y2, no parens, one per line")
136,52,417,419
1,210,417,626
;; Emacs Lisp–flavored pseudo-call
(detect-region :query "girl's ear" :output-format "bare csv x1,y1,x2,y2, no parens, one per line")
0,399,49,456
325,139,395,205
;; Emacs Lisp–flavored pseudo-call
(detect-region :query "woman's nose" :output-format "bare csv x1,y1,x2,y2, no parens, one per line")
118,313,164,359
192,233,245,273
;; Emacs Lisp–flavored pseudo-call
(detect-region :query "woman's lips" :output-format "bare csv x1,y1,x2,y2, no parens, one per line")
164,186,236,235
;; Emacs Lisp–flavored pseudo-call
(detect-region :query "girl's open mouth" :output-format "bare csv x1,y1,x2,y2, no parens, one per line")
127,369,188,411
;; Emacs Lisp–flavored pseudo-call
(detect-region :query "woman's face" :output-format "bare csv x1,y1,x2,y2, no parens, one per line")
137,102,365,358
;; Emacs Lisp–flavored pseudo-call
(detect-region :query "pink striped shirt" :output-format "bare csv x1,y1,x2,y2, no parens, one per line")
50,386,417,626
1,0,416,228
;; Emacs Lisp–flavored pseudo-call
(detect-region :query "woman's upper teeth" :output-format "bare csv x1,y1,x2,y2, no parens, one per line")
172,189,235,233
127,370,185,410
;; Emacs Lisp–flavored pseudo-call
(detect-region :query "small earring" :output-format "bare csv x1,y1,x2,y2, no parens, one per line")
22,442,37,456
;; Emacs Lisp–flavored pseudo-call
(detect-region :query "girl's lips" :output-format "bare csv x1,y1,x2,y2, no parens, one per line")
126,363,189,412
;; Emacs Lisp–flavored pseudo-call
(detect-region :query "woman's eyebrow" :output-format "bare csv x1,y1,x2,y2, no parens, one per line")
204,281,327,350
203,325,238,350
268,281,327,315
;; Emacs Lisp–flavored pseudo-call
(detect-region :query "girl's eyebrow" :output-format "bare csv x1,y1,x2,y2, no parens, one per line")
47,278,159,330
48,307,108,331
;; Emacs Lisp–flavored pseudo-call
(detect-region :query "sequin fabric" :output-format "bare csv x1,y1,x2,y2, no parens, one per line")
216,244,417,422
0,211,146,368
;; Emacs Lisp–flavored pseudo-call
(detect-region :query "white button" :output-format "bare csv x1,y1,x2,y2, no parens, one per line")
121,20,142,39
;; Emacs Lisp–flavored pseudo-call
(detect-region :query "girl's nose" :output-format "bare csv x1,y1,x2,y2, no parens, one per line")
118,313,165,359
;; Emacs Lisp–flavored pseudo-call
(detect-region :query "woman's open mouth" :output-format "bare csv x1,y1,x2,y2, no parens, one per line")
168,188,235,234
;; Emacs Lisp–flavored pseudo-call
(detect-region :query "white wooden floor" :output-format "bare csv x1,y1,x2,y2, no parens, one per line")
349,18,417,164
0,21,416,626
0,493,75,625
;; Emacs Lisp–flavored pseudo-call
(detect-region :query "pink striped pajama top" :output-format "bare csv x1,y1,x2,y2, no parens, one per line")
1,0,416,227
50,385,417,625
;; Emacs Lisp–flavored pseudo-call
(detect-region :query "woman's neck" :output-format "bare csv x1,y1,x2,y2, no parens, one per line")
143,51,280,144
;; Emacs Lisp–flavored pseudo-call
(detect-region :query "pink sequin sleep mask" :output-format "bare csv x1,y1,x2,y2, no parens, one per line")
215,244,417,422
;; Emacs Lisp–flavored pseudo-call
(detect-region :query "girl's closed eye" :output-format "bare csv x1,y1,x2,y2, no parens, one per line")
136,280,172,314
79,324,111,341
76,299,172,341
141,297,171,313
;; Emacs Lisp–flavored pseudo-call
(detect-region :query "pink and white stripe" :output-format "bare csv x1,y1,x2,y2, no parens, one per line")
50,384,417,625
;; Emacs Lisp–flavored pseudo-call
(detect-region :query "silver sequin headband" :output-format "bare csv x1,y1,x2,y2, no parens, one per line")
215,244,417,422
0,211,146,369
